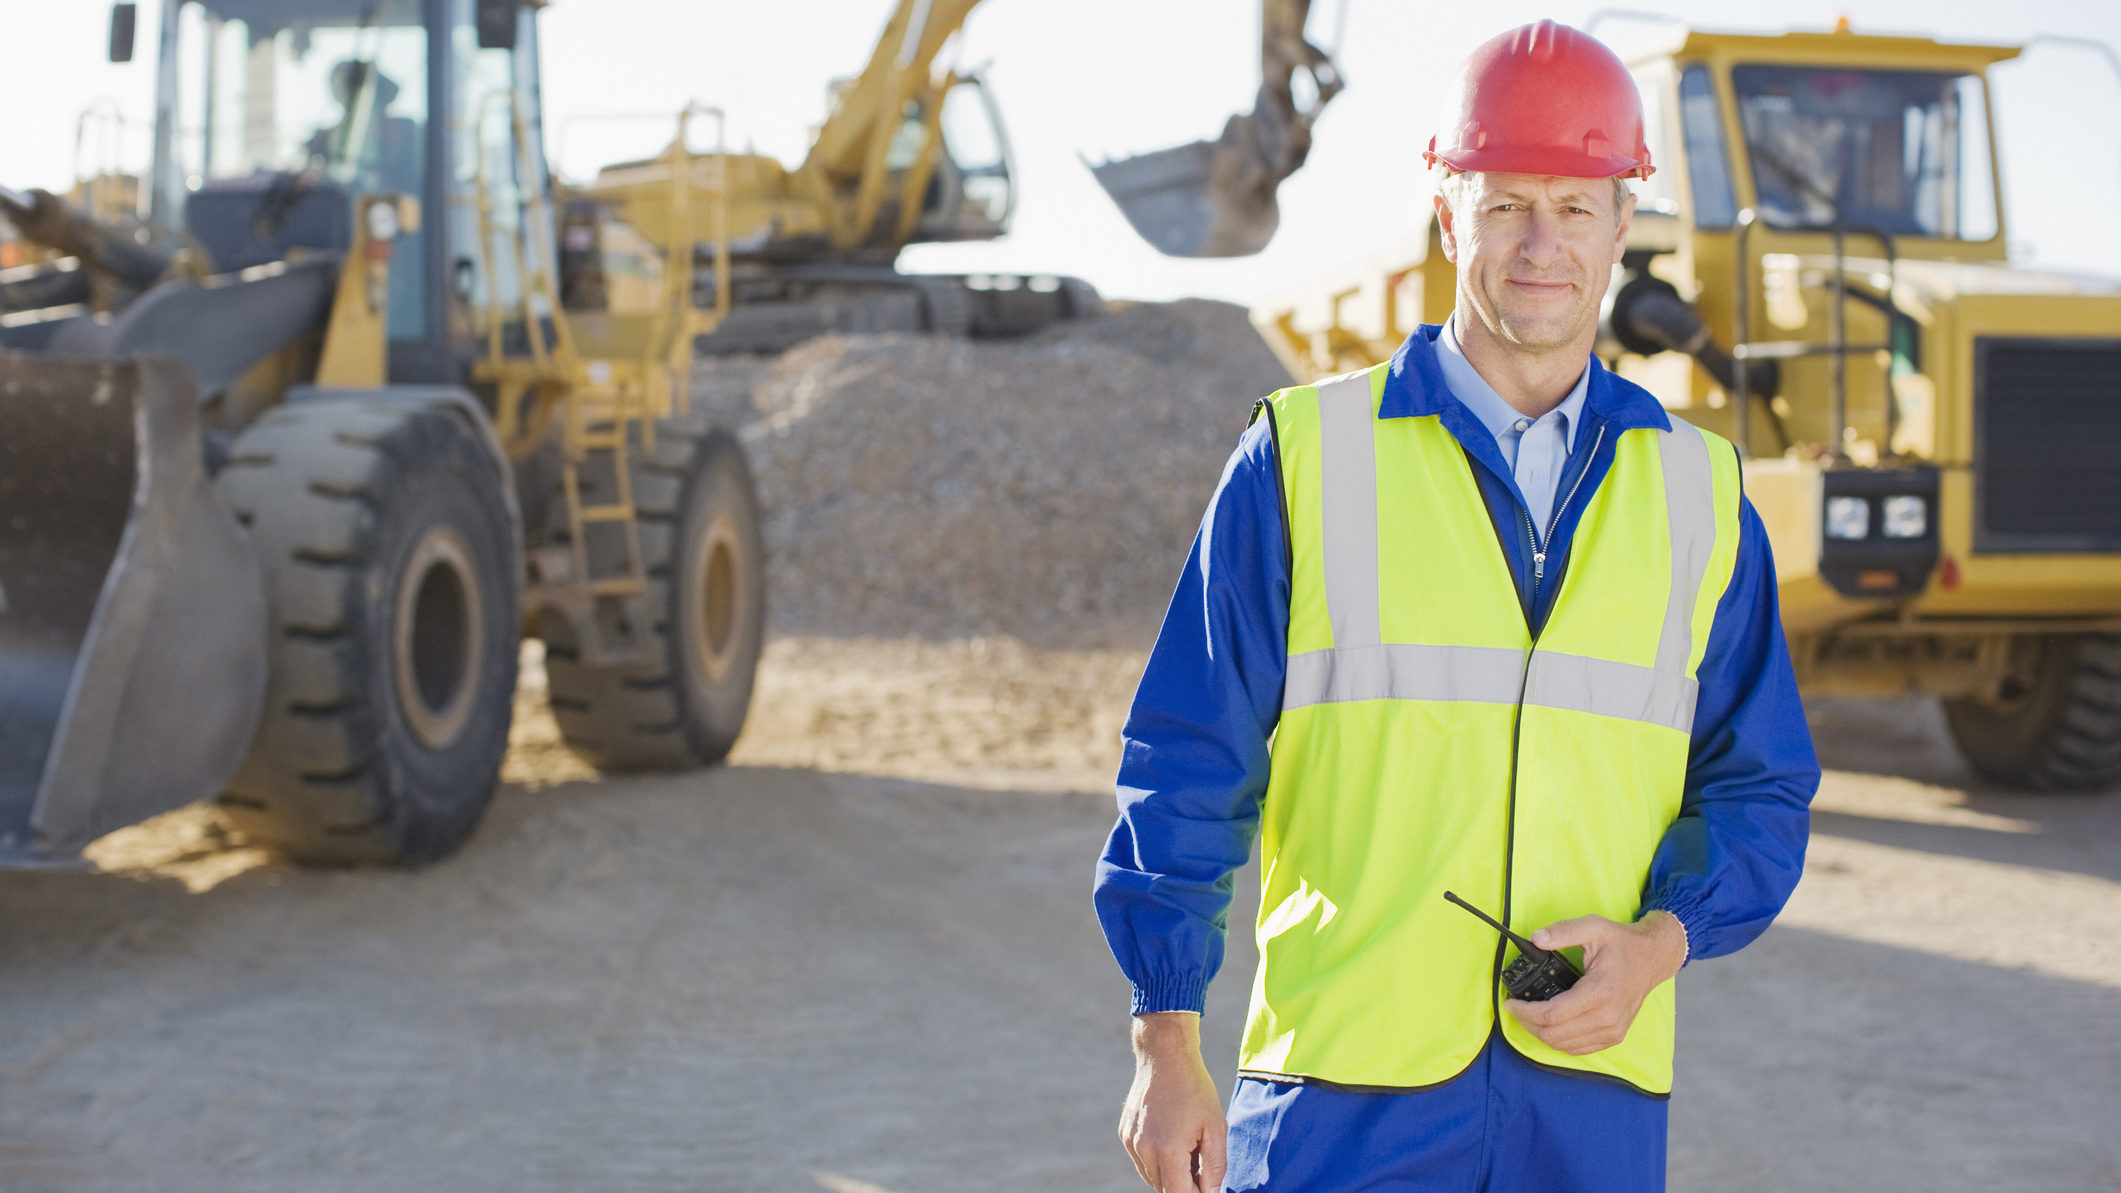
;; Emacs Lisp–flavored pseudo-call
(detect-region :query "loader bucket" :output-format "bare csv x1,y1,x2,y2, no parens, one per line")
0,354,266,864
1091,85,1311,259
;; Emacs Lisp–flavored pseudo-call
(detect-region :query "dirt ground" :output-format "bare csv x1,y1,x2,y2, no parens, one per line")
4,641,2118,1193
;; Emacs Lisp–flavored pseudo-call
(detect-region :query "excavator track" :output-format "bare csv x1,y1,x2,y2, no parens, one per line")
692,266,1101,356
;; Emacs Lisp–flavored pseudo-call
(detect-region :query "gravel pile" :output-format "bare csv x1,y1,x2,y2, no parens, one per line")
695,299,1293,646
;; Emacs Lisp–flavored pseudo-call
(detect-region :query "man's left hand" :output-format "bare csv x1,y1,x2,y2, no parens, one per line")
1502,911,1687,1056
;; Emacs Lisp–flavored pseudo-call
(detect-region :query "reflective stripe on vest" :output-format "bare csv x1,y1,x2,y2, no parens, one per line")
1241,362,1741,1096
1290,371,1718,733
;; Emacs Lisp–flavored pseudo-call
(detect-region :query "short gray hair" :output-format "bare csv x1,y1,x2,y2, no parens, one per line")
1438,170,1631,218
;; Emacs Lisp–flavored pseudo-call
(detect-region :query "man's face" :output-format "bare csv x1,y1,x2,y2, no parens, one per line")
1434,172,1634,354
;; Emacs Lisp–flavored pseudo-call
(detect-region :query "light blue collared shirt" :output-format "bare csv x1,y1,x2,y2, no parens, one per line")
1434,314,1592,536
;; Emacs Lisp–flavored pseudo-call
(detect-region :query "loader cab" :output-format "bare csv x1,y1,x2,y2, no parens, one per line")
146,0,556,382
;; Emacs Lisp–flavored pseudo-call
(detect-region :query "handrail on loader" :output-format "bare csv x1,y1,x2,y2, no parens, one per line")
467,90,732,666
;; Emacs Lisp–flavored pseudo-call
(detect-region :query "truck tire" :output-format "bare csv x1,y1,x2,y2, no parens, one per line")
540,423,765,770
1943,634,2121,792
214,400,521,863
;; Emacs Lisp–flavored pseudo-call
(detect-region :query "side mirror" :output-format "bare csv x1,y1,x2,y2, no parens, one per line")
108,3,137,63
474,0,518,50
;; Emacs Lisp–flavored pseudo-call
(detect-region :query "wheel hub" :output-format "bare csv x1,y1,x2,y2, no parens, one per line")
690,512,744,685
393,525,485,749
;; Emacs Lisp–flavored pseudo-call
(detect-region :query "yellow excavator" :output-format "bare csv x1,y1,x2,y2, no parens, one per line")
576,0,1345,352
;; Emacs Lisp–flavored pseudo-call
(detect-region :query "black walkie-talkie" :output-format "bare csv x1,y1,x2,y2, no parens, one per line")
1442,890,1581,1002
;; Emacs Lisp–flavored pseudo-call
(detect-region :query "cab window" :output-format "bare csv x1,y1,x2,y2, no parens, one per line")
1679,65,1738,228
1732,64,1997,240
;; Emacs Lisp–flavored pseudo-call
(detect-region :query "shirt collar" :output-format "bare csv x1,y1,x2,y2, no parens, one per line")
1436,314,1590,453
1381,320,1673,436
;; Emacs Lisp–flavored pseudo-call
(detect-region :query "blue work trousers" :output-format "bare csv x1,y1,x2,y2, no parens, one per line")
1223,1034,1667,1193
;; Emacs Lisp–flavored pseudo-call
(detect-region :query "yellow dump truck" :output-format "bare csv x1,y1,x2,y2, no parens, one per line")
1256,25,2121,790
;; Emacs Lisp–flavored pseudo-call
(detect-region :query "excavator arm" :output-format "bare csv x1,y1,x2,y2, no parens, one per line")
796,0,985,251
797,0,1341,260
588,0,1335,267
1091,0,1345,257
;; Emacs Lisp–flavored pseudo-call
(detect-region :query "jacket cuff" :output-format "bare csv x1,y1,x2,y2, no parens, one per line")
1130,973,1211,1015
1639,891,1707,968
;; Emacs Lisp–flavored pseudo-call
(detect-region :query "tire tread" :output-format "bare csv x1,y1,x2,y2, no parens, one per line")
540,421,763,771
215,400,518,863
1946,634,2121,792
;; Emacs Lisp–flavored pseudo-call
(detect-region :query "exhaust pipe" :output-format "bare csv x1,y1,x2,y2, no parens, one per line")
1606,271,1778,401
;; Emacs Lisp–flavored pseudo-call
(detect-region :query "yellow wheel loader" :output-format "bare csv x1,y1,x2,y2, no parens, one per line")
0,0,765,865
1255,23,2121,791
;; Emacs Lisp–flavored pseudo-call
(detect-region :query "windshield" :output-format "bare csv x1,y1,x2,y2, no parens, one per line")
940,79,1011,227
163,0,431,339
1732,64,1996,240
172,0,428,193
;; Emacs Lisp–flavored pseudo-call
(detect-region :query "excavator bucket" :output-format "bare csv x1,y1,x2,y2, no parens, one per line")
1090,102,1293,259
0,354,267,864
1091,1,1343,258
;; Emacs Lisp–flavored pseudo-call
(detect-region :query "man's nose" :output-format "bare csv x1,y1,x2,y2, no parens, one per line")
1516,210,1565,269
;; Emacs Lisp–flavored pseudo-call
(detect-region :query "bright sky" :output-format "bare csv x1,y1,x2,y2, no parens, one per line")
5,0,2119,306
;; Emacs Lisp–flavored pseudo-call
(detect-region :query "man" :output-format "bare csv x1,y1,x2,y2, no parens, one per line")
1094,20,1817,1193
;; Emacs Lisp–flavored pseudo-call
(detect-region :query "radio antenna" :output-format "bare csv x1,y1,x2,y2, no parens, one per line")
1443,890,1551,959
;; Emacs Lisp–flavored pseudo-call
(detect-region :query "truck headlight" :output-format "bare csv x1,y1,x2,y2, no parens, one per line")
1825,495,1871,540
365,198,400,243
1882,495,1927,539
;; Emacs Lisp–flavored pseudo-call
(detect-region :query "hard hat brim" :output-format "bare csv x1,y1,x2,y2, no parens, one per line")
1426,144,1654,181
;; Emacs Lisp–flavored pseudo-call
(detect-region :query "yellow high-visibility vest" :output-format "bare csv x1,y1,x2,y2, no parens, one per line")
1239,362,1741,1096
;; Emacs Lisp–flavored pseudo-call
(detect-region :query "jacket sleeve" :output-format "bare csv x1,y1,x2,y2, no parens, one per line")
1093,418,1289,1015
1640,497,1820,961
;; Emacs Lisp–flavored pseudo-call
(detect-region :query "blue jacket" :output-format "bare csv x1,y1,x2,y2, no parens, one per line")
1094,325,1819,1017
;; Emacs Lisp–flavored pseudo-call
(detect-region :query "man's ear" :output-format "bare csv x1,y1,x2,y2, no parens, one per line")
1435,191,1459,264
1612,188,1637,263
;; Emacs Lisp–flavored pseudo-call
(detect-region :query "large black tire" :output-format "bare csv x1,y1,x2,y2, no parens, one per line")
1943,634,2121,792
540,423,765,770
214,400,521,863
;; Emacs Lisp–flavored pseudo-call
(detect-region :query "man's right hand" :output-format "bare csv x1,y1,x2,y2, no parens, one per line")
1118,1011,1227,1193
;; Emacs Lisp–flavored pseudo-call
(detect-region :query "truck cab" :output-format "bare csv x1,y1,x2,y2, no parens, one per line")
1612,29,2121,788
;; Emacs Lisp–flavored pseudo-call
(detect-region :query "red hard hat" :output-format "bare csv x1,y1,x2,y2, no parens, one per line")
1424,20,1654,180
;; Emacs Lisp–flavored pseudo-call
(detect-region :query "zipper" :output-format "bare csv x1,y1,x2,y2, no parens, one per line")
1520,425,1605,607
1493,423,1606,1006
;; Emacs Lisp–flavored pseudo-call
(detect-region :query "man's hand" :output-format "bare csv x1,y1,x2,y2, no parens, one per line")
1118,1012,1226,1193
1503,911,1687,1056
